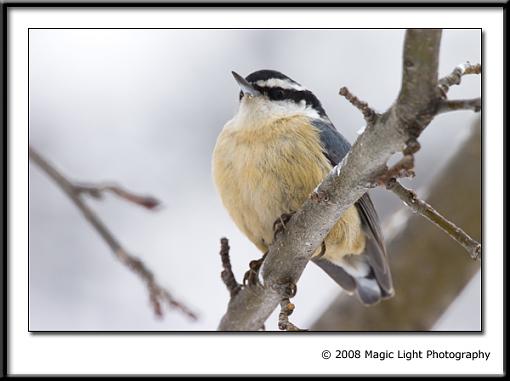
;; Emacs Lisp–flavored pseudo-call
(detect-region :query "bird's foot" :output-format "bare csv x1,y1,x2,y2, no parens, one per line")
272,211,296,238
243,252,268,287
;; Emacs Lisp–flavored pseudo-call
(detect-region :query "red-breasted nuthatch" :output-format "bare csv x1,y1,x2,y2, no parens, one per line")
212,70,394,305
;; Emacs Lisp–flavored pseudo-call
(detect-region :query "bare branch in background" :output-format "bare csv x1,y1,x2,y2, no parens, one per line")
29,146,197,321
74,182,160,210
218,29,481,331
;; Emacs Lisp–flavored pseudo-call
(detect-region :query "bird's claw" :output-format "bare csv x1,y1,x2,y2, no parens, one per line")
285,282,298,298
272,212,296,238
242,252,268,287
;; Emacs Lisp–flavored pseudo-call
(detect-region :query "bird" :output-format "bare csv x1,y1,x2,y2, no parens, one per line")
212,69,394,305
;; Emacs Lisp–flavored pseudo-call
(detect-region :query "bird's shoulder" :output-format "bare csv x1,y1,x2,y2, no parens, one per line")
311,118,352,165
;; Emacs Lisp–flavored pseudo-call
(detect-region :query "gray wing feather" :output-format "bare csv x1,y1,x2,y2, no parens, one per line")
311,118,393,296
356,194,393,294
313,118,351,165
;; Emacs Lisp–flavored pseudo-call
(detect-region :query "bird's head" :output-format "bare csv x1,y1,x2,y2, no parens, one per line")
231,70,327,122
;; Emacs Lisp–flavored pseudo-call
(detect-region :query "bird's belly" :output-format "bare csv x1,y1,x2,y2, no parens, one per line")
212,116,332,251
237,152,323,248
212,115,365,258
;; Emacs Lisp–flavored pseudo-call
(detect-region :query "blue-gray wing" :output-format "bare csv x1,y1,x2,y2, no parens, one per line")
314,118,352,165
311,118,394,303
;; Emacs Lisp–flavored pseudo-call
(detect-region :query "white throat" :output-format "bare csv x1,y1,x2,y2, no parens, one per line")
230,96,322,130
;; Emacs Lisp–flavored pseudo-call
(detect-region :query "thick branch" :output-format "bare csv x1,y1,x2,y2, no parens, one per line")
29,146,197,320
387,180,481,261
218,29,443,331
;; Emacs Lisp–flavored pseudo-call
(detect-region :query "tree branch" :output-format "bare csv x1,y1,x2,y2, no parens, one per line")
278,298,305,332
29,146,197,321
437,98,481,114
312,122,481,331
218,29,446,331
340,83,481,261
386,179,481,261
74,182,160,210
336,59,481,263
339,86,379,127
438,62,481,97
219,238,242,298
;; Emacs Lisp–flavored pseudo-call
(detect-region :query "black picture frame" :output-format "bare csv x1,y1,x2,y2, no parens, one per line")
1,0,505,377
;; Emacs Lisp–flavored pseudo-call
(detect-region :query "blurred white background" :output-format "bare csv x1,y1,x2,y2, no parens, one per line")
28,29,481,331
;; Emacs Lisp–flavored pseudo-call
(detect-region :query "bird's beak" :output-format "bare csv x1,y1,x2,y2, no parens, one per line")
232,71,261,97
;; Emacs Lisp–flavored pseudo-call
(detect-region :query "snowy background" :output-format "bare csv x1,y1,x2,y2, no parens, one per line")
28,29,481,331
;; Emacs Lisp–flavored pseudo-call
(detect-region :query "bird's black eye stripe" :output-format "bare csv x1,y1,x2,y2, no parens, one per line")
269,87,285,100
254,85,327,117
239,91,244,101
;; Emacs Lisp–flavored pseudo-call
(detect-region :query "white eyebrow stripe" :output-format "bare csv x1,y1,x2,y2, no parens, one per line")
255,78,306,91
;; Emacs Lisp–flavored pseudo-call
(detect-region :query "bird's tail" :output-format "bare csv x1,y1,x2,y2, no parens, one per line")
313,251,393,306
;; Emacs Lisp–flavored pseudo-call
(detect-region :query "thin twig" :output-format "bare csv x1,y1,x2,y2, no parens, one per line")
339,87,418,185
340,85,411,193
278,298,306,331
437,98,481,114
29,146,197,320
219,237,242,297
438,62,481,97
378,154,416,185
339,86,379,127
386,179,481,261
75,182,160,210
